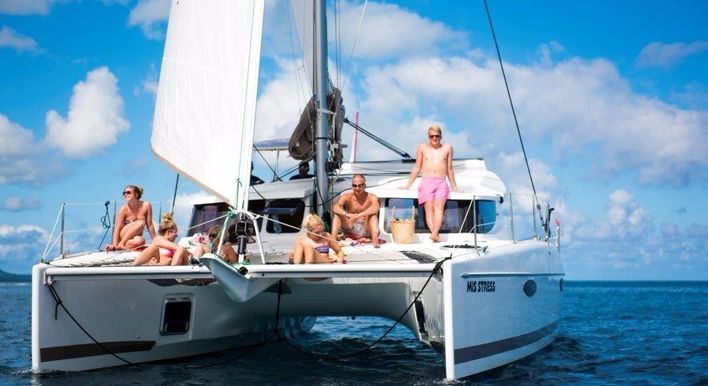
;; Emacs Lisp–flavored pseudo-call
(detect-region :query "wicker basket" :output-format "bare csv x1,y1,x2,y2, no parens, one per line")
391,219,415,244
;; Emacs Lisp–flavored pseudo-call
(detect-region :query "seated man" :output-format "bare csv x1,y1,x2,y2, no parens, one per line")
290,161,313,180
331,174,380,247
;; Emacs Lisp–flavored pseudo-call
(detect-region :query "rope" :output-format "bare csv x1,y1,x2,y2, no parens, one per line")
483,0,543,224
46,282,133,365
97,201,112,250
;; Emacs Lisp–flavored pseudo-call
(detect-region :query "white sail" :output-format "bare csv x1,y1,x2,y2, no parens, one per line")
289,0,315,88
152,0,265,209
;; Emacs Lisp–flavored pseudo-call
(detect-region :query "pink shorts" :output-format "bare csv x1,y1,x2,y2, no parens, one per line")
418,176,449,205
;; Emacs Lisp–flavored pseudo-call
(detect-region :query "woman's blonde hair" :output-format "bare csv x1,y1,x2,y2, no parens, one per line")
207,225,224,243
301,213,324,231
125,185,144,199
159,212,176,235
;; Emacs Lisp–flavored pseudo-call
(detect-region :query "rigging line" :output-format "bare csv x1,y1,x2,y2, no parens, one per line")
253,145,279,180
340,0,368,93
483,0,541,213
46,282,134,365
285,1,310,114
274,256,451,360
170,174,180,214
41,206,64,262
343,117,411,158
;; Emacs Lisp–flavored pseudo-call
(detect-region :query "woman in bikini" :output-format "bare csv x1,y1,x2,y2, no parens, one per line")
291,213,345,264
192,224,239,264
133,212,191,266
106,185,156,251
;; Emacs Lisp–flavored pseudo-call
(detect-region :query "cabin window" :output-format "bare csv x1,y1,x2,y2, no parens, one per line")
265,199,306,234
188,200,265,237
383,198,496,234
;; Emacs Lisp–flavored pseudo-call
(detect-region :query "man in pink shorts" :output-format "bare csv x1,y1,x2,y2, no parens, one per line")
404,125,460,242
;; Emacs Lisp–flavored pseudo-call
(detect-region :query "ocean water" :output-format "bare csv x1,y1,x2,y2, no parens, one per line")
1,281,706,385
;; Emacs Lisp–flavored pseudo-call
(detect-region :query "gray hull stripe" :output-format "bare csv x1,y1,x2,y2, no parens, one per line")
454,321,559,364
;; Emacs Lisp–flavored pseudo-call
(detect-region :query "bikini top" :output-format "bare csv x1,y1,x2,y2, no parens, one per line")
314,243,329,254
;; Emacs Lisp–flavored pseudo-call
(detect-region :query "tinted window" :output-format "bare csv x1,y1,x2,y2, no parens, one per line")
383,198,495,234
189,200,265,236
265,199,306,234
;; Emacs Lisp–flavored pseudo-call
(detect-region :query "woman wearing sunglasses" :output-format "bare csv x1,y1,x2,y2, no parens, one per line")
106,185,156,251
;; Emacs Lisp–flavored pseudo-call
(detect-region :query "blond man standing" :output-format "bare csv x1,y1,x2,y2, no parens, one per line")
404,125,460,242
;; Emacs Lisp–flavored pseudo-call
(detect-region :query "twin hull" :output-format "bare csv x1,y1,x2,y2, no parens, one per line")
32,241,562,380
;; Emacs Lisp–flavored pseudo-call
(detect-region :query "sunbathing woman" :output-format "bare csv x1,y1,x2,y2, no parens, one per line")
106,185,156,251
291,213,345,264
133,213,190,266
192,225,238,264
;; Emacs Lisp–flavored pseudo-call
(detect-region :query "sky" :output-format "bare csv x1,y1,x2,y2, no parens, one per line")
0,0,706,279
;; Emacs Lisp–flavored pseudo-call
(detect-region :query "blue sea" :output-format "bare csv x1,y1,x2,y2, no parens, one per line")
1,281,706,385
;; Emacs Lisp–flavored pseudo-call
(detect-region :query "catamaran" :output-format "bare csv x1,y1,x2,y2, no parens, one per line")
31,0,563,380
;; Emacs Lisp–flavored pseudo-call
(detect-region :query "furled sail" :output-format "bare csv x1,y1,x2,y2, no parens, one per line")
288,88,344,163
152,0,265,209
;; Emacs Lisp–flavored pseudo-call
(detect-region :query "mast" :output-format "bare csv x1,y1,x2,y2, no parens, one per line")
314,0,329,217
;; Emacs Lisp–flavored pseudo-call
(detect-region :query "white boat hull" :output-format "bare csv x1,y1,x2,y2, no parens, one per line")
32,238,562,380
31,264,314,372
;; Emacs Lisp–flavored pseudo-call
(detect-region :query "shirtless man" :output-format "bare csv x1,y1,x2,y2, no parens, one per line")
331,174,381,247
404,125,460,242
106,185,156,251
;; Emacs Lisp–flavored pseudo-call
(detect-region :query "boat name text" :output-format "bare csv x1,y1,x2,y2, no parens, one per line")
466,280,495,293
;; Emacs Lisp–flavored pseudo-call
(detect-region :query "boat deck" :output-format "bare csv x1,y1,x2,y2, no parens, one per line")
45,242,459,269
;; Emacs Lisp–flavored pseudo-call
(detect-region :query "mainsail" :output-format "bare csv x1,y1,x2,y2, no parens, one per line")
152,0,265,209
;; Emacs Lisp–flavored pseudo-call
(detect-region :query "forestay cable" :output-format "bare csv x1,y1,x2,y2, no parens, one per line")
483,0,543,224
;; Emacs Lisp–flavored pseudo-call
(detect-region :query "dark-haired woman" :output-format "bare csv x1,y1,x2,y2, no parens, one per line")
106,185,156,251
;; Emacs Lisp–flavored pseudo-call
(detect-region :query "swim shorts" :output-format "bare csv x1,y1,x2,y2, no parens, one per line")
341,219,370,238
417,176,449,205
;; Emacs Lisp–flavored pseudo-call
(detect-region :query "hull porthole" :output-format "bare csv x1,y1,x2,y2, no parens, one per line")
523,279,537,297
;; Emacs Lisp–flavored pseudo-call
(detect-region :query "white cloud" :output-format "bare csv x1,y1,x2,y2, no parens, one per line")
0,224,49,263
0,0,51,15
0,26,39,52
637,41,708,69
0,114,52,185
172,191,218,232
128,0,170,40
1,196,42,211
45,66,129,158
0,113,35,156
335,0,468,60
346,54,707,186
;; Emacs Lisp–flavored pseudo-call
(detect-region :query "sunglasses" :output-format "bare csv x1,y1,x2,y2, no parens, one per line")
352,183,365,188
208,233,218,238
428,134,441,139
122,191,132,195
